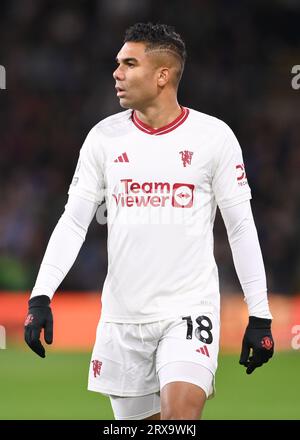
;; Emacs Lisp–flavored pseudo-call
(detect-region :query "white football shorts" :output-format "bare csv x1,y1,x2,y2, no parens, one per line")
88,310,220,419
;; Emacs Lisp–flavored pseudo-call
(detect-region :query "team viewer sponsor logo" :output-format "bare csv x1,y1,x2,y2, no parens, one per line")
112,179,195,208
172,183,194,208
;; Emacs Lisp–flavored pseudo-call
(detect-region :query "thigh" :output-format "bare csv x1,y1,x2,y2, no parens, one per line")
109,392,160,420
160,379,207,420
158,361,214,398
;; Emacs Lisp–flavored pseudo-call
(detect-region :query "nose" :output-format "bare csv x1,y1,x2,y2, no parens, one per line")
113,65,125,81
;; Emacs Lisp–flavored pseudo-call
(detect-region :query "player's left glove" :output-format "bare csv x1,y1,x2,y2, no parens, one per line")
239,316,274,374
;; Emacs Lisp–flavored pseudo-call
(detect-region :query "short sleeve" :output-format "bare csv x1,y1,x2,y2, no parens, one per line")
212,126,251,209
68,127,105,204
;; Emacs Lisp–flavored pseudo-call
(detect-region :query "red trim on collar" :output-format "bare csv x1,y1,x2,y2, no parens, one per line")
132,106,189,135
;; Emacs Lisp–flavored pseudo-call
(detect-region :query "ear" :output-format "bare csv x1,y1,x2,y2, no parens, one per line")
157,68,169,87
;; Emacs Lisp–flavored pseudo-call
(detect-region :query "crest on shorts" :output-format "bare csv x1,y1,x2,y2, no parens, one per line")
92,359,102,377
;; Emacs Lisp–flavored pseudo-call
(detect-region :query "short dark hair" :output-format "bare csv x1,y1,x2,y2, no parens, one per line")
124,22,187,83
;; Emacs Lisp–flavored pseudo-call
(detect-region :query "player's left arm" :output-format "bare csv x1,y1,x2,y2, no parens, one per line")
212,125,274,374
220,200,274,374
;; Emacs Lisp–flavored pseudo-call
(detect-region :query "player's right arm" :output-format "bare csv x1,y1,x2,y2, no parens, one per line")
24,195,98,357
24,127,105,357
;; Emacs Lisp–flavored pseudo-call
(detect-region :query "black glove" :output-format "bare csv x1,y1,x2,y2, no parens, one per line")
239,316,274,374
24,295,53,358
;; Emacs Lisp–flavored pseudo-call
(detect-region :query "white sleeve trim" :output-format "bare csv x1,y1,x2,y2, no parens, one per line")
220,200,272,319
30,194,99,300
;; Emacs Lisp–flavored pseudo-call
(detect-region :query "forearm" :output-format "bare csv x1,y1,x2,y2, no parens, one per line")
220,201,272,319
31,195,98,300
30,220,85,300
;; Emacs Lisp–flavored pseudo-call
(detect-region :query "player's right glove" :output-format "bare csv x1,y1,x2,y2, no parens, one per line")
24,295,53,358
239,316,274,374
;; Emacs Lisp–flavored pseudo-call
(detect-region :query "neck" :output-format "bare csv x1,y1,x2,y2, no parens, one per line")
134,98,181,129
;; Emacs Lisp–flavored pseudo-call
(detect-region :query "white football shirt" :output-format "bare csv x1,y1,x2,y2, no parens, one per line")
68,107,252,323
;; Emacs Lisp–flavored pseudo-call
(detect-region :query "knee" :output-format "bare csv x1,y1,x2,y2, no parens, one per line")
160,382,207,420
161,411,187,420
161,406,202,420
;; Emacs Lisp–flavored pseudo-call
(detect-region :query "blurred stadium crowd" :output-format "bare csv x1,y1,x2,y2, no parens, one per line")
0,0,299,294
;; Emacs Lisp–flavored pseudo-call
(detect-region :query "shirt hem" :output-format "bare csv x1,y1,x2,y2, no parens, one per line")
100,303,219,323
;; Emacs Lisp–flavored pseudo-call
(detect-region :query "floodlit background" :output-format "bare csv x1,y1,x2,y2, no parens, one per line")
0,0,299,420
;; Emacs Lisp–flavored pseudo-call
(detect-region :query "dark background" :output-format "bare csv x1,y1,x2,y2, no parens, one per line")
0,0,299,295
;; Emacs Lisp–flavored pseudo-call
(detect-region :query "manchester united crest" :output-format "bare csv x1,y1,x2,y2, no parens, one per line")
92,359,102,377
179,150,193,167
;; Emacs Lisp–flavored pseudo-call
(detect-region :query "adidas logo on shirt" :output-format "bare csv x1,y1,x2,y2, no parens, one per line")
114,152,129,163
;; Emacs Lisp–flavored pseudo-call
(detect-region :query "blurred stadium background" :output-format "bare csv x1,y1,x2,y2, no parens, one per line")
0,0,299,420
